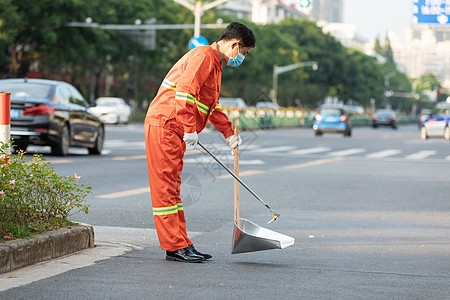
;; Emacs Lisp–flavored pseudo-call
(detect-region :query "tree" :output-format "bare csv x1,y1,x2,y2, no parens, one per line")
0,0,20,73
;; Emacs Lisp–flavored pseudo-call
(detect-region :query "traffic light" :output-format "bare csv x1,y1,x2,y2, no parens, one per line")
299,0,310,7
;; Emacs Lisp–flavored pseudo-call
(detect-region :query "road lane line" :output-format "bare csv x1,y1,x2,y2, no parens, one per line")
405,150,437,160
366,149,402,159
250,146,296,153
327,148,366,157
289,147,331,155
96,187,149,199
284,157,345,169
217,170,266,179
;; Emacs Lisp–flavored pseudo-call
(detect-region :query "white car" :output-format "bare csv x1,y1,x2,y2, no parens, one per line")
90,97,132,124
420,101,450,140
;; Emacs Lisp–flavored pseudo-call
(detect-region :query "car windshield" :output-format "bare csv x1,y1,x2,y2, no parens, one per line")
320,108,341,115
0,82,53,100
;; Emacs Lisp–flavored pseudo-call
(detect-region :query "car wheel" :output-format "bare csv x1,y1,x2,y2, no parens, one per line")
344,130,352,137
88,125,104,155
444,126,450,141
314,130,322,136
52,124,70,156
420,126,428,140
13,142,28,153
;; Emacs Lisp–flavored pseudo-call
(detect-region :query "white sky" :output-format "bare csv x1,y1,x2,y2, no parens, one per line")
343,0,412,42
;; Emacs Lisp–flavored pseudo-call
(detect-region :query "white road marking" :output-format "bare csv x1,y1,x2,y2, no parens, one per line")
405,150,437,160
289,147,331,155
217,170,266,179
366,149,402,159
250,146,296,153
184,156,265,165
327,148,366,157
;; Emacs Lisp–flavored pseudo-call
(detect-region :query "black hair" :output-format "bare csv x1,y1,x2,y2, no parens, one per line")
219,22,256,48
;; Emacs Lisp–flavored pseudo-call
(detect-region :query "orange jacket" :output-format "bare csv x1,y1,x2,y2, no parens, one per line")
146,42,234,138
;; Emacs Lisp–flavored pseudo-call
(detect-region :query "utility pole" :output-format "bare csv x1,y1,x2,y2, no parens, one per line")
173,0,230,37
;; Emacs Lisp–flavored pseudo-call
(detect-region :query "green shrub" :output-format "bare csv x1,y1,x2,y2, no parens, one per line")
0,141,91,241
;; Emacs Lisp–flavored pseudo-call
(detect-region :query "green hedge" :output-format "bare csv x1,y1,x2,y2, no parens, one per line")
224,109,414,130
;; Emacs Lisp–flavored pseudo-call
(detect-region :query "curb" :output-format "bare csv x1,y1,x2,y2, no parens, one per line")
0,223,94,274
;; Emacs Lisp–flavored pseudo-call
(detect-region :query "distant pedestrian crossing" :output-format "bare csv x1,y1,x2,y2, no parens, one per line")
101,140,449,161
243,145,449,161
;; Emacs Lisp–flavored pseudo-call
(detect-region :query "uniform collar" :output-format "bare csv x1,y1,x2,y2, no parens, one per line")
210,42,222,68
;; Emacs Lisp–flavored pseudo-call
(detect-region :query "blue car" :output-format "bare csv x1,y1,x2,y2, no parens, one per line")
420,101,450,141
313,106,352,137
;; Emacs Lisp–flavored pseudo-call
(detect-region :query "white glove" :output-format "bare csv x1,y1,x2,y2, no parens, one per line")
183,131,198,149
226,135,242,149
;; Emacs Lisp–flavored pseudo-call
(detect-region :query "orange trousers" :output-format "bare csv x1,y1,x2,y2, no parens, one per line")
144,121,193,251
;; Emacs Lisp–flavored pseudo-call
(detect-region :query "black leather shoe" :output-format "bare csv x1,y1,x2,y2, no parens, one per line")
188,244,212,260
166,247,205,263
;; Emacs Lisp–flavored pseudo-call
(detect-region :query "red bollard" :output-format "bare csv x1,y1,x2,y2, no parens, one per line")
1,91,11,157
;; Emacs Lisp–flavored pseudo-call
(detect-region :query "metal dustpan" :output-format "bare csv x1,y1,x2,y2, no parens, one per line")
197,123,294,254
232,218,295,254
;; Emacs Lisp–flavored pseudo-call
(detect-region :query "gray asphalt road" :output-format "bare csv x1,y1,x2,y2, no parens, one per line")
2,124,449,299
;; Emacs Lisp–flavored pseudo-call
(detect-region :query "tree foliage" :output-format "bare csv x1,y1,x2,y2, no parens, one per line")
0,1,411,110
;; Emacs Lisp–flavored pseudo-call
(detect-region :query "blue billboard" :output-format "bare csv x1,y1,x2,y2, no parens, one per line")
413,0,449,26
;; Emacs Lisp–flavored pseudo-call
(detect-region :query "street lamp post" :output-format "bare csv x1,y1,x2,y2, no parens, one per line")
271,61,318,104
383,71,396,108
173,0,230,37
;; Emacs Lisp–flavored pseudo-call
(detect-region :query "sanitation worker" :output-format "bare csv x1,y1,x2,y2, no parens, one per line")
144,22,256,262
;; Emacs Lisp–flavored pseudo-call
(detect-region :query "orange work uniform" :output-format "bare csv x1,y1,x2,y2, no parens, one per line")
144,42,234,251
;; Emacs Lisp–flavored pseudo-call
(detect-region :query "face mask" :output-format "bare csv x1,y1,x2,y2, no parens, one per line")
226,44,245,67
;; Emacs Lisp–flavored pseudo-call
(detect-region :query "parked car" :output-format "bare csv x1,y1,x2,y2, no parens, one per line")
90,97,132,124
372,109,398,129
313,105,352,137
219,97,248,110
255,102,280,110
418,108,432,128
420,101,450,141
0,78,104,156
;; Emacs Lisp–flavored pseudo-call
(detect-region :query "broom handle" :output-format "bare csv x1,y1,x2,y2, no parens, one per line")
233,120,239,223
196,145,276,215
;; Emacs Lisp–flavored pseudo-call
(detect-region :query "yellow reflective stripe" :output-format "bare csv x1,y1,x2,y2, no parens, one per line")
152,204,184,215
175,92,196,105
209,103,221,115
196,101,209,115
161,79,176,90
153,204,178,216
169,84,212,115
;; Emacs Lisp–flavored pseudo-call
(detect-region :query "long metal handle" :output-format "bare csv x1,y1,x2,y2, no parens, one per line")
197,141,280,223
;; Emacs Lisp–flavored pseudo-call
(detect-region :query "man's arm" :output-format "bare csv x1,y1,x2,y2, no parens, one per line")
209,104,234,138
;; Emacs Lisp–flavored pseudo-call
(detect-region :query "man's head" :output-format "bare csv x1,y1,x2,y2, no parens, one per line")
218,22,255,67
219,22,256,49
